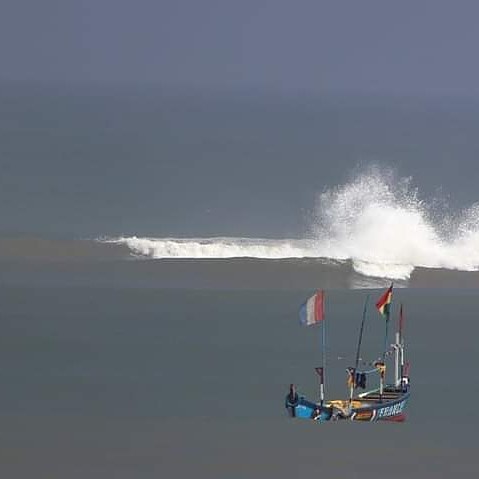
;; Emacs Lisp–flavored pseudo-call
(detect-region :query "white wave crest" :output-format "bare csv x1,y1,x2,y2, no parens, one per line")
101,167,479,280
107,236,317,259
310,166,479,279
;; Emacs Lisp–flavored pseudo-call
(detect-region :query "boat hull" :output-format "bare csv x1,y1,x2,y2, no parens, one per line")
351,392,409,422
286,385,410,422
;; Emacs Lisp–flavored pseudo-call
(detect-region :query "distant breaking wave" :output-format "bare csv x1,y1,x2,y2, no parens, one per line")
103,167,479,280
105,237,316,259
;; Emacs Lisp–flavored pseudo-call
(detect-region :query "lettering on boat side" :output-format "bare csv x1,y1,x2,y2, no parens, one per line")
376,400,405,419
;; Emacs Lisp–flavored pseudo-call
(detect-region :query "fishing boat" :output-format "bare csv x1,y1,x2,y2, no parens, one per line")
285,286,410,422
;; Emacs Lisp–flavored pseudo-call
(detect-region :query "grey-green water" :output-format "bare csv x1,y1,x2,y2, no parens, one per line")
2,86,479,238
1,276,477,477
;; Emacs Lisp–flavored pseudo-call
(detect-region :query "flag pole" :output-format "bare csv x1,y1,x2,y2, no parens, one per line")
375,283,393,402
382,283,393,360
300,290,325,406
383,316,390,360
320,291,326,406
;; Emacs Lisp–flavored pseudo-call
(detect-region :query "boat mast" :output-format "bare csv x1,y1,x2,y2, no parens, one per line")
321,312,326,406
349,295,370,407
392,303,405,387
399,304,405,387
319,291,326,406
393,331,400,387
354,295,370,372
315,317,326,406
300,290,326,407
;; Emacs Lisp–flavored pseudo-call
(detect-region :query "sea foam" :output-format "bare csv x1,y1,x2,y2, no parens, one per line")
309,167,479,278
106,237,316,259
104,168,479,280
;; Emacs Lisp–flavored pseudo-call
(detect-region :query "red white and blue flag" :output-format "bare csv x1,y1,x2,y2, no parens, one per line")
299,290,325,326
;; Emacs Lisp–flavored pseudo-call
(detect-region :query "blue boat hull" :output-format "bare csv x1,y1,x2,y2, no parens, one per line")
286,385,410,422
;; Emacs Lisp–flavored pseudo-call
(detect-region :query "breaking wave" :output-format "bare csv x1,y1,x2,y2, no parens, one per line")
309,166,479,279
105,237,316,260
104,167,479,280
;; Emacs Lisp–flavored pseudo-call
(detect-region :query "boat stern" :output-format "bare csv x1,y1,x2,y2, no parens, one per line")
285,385,332,421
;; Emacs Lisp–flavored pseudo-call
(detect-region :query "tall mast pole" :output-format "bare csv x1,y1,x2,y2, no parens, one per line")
355,295,370,372
319,291,326,406
349,295,370,408
393,332,400,386
399,304,405,387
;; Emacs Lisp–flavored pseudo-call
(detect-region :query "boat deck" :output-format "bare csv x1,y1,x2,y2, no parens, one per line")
356,387,408,407
326,386,408,413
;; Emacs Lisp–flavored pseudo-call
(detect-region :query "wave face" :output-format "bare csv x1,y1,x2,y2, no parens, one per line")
106,167,479,280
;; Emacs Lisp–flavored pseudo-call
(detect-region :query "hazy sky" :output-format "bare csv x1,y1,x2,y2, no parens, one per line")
2,0,479,96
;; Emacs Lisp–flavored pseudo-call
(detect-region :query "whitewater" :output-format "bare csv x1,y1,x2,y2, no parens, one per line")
104,169,479,280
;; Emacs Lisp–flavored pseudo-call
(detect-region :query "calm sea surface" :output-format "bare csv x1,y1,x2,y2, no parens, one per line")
0,260,478,478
